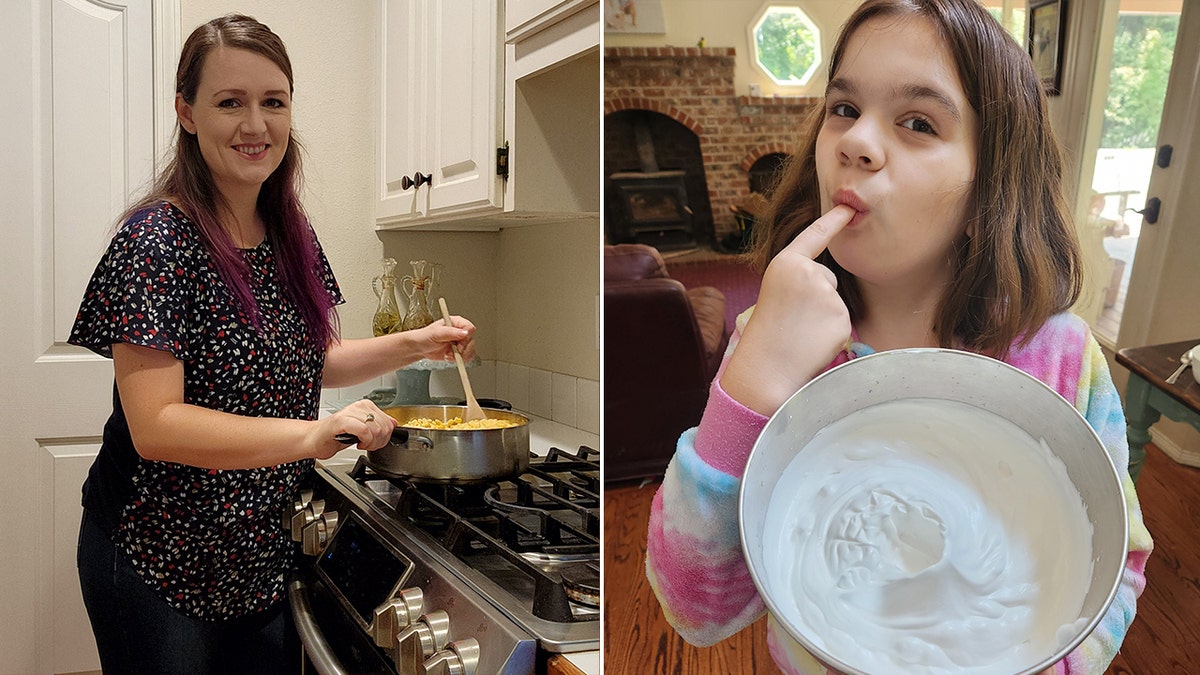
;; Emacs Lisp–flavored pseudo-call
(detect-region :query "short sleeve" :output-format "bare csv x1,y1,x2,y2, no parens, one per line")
68,206,198,361
311,230,344,308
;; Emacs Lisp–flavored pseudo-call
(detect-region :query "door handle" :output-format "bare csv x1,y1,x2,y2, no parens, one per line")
1131,197,1160,225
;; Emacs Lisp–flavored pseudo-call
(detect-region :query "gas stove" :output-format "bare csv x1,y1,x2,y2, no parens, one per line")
289,446,600,675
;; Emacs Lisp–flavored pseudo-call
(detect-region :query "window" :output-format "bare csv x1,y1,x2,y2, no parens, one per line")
980,0,1028,47
750,5,822,87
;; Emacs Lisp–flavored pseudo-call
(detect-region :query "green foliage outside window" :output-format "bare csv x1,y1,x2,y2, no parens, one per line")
1103,15,1178,149
754,8,819,85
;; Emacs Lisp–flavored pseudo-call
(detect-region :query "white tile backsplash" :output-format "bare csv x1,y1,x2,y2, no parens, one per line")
428,359,496,402
551,372,577,427
529,368,553,418
508,364,530,411
576,378,599,435
492,362,598,438
320,376,388,407
495,361,510,402
322,360,599,441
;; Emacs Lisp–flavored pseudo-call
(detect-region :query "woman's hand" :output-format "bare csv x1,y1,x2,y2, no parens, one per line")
322,315,477,389
720,205,856,416
316,400,398,459
409,314,477,363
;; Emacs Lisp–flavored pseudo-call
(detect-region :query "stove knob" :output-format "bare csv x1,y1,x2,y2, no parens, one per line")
285,489,314,531
301,509,338,556
395,609,450,673
372,587,424,649
291,498,325,542
423,638,480,675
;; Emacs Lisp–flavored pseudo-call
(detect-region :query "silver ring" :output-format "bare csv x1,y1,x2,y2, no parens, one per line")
364,413,375,423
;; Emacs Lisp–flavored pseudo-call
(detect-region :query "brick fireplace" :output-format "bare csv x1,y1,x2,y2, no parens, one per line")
604,46,820,247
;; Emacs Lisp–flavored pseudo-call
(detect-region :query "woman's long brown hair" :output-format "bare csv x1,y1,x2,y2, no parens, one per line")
122,13,338,348
749,0,1082,359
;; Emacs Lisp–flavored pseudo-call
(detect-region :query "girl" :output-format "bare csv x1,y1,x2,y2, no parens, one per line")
645,1,1152,673
70,14,475,674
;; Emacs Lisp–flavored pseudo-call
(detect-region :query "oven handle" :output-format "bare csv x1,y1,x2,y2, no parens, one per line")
289,578,351,675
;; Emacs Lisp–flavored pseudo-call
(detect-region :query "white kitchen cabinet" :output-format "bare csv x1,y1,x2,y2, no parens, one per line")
501,1,600,218
377,0,504,228
505,0,595,42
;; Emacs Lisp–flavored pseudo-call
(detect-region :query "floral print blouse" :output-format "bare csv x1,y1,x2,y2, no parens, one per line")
69,201,343,619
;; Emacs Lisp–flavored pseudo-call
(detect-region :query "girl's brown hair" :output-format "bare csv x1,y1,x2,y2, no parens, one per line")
749,0,1081,358
124,13,338,348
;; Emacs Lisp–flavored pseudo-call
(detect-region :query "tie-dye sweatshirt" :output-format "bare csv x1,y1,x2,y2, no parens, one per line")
646,311,1152,674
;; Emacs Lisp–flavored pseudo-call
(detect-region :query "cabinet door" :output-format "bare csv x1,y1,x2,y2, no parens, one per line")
377,0,425,223
377,0,503,228
424,0,503,219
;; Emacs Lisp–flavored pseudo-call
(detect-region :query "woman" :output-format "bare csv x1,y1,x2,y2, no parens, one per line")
69,14,475,674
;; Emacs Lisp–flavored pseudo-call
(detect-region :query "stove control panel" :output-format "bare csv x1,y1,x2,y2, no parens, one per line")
301,509,339,556
372,587,424,648
424,637,481,675
306,463,542,674
395,609,480,675
288,490,340,556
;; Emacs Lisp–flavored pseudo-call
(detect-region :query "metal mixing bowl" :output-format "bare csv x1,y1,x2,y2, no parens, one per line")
738,348,1128,675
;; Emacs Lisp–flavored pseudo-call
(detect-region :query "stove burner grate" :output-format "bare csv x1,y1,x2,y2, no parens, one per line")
347,447,601,623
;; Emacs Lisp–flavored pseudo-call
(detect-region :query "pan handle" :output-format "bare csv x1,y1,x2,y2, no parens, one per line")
334,427,409,446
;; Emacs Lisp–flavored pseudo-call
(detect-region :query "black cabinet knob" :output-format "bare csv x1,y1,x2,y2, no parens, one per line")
400,172,433,191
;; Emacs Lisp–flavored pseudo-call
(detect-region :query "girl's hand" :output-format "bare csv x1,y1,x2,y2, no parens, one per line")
411,315,477,362
316,400,398,459
721,204,856,416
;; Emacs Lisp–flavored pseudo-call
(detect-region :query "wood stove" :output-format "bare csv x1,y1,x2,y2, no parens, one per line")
608,169,696,250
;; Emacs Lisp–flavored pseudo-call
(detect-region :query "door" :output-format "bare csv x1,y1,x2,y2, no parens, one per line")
0,1,176,672
1111,0,1200,460
424,0,503,217
1070,0,1184,345
377,0,424,223
376,0,503,227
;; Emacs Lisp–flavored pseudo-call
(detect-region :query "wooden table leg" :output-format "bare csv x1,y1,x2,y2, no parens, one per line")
1123,374,1160,482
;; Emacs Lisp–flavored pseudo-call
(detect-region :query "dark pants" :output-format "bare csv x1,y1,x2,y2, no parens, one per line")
77,509,301,675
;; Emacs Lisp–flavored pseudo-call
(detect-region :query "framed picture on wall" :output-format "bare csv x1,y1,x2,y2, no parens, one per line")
604,0,666,34
1028,0,1066,95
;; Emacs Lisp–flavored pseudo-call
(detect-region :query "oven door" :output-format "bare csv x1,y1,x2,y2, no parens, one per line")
291,576,395,675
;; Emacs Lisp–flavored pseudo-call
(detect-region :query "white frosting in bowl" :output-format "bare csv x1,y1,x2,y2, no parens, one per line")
762,398,1093,674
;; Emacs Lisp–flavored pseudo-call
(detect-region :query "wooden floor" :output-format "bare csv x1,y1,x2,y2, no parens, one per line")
602,443,1200,674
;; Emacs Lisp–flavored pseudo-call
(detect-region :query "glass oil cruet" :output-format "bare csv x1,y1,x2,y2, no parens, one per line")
400,259,436,331
371,258,403,336
426,262,444,320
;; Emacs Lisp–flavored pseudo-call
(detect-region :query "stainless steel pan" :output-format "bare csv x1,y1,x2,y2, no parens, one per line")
336,405,530,483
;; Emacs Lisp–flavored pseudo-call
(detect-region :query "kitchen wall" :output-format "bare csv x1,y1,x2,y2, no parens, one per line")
381,219,601,433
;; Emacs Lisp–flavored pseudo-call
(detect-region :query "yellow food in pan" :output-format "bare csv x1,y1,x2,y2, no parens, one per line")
403,417,518,430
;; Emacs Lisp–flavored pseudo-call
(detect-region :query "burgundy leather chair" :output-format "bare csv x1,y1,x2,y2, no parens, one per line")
604,244,728,484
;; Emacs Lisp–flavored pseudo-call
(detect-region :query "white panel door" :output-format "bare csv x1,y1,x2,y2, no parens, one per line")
0,1,175,672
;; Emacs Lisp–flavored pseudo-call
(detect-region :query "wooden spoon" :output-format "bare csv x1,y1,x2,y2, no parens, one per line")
437,297,486,421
